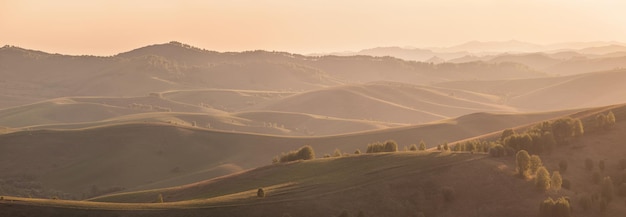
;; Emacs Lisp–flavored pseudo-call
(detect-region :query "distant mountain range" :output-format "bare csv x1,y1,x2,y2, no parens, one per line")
313,40,626,62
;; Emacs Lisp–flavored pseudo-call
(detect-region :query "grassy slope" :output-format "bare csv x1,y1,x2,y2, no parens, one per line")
3,105,626,216
0,109,571,198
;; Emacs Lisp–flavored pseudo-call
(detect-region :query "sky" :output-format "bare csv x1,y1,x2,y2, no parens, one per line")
1,0,625,55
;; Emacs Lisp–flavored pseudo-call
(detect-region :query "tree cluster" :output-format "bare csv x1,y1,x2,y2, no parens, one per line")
500,117,583,155
274,145,315,163
539,197,571,217
596,111,616,131
366,140,398,153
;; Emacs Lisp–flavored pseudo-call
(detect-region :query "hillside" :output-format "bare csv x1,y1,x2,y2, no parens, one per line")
3,103,626,217
0,42,549,110
435,69,626,112
0,108,573,200
257,82,516,124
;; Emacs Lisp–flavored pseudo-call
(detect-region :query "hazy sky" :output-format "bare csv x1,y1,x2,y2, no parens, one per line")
1,0,625,55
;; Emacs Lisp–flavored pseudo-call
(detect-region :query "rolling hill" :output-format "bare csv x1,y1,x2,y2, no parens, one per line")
0,106,576,200
2,102,626,217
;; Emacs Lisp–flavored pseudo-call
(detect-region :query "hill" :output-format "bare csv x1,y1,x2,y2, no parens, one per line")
256,82,516,124
0,108,572,199
3,103,626,217
435,69,626,112
0,42,548,110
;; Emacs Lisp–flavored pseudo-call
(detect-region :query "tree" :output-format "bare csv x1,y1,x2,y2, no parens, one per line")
530,155,543,174
333,148,342,157
516,150,531,178
437,144,442,151
409,144,418,151
535,167,551,191
552,171,563,190
354,149,361,155
501,128,516,142
599,160,606,172
441,187,455,202
601,176,614,202
384,140,398,152
443,142,449,151
539,197,572,217
277,145,316,163
597,113,608,129
607,110,616,127
257,188,265,198
504,134,533,152
552,118,581,145
156,193,164,203
419,140,426,151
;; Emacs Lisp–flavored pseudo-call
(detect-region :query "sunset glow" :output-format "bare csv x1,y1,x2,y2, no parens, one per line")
2,0,625,55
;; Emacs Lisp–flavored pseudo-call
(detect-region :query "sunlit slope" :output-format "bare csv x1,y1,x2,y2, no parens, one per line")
0,96,222,128
435,69,626,111
0,109,572,198
258,82,517,124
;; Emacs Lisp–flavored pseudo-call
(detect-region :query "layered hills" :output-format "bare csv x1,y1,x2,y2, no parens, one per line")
2,41,626,216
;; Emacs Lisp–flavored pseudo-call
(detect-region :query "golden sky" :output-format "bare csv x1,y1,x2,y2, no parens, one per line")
1,0,625,55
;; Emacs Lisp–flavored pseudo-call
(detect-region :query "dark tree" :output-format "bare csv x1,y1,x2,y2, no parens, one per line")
516,150,531,178
599,160,606,172
257,188,265,198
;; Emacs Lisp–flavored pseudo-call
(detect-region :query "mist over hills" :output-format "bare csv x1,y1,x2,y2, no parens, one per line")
2,41,626,216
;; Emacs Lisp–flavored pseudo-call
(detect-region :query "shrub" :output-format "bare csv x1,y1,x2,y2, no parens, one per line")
156,193,164,203
552,171,563,190
536,167,551,191
441,187,455,202
257,188,265,198
437,144,442,151
409,144,418,151
559,160,568,172
516,150,531,178
585,158,593,171
354,149,361,155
